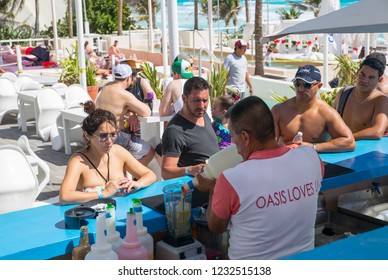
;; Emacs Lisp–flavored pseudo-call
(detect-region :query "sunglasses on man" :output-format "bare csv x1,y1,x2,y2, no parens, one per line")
293,81,317,89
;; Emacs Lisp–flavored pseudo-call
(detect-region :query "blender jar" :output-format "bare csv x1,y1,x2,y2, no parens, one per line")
163,184,194,246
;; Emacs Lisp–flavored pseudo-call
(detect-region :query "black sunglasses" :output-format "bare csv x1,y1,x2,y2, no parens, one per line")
293,81,317,89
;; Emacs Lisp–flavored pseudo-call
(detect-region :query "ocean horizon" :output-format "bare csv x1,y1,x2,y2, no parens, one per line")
134,0,360,30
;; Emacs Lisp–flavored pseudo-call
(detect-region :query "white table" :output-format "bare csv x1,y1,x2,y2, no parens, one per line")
138,112,172,148
17,88,66,134
61,107,87,155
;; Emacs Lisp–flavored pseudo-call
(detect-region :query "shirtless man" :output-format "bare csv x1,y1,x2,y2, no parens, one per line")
271,65,355,153
333,57,388,140
108,40,124,60
95,63,154,165
159,59,194,116
365,52,388,95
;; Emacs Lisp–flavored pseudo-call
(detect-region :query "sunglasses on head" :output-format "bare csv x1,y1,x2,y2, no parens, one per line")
93,131,118,142
293,81,317,89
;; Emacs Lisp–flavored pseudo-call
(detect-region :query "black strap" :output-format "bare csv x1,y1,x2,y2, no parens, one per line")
337,86,353,117
77,152,110,183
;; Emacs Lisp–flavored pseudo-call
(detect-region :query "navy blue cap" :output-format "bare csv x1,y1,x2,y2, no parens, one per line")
293,65,321,83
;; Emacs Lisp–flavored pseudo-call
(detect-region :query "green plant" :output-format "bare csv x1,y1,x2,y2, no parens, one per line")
59,43,97,86
139,62,163,99
320,88,339,107
334,55,361,87
207,63,229,100
86,59,97,86
270,92,289,103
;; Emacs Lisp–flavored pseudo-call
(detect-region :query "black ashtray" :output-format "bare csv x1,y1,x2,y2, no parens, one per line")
64,206,96,229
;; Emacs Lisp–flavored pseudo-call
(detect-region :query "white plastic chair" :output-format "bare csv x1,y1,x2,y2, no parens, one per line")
52,82,68,90
50,104,84,151
14,76,33,92
18,79,42,91
52,82,68,96
17,135,51,200
0,78,18,124
64,84,91,108
36,88,65,141
0,145,39,214
0,72,18,82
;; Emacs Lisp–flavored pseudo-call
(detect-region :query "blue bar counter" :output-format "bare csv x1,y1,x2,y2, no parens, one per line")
0,177,190,260
1,138,388,260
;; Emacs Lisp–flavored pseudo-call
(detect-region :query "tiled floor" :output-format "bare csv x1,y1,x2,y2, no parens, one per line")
0,113,83,202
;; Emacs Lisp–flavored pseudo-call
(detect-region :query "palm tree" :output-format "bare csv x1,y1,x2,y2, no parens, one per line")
287,0,322,17
118,0,123,35
34,0,39,37
0,0,25,25
276,7,303,20
245,0,250,23
254,0,264,76
127,0,160,29
67,0,73,38
200,0,241,32
194,0,199,30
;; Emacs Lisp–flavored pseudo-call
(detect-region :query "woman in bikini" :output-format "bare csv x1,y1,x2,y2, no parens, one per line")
60,101,156,205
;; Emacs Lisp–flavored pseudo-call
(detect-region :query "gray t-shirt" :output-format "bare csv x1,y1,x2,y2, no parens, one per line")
162,113,219,167
162,113,219,207
224,52,248,93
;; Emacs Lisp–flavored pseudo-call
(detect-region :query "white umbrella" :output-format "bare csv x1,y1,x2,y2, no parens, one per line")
261,0,388,43
260,0,388,86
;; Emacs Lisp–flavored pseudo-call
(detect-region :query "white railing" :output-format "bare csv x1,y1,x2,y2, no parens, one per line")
0,38,53,47
198,47,221,73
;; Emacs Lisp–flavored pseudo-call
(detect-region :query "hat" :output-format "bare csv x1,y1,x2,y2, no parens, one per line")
113,63,132,79
174,53,191,62
293,65,321,83
171,59,194,79
235,39,249,48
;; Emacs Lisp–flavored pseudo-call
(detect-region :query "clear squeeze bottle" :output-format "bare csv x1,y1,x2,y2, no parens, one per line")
85,213,118,260
72,225,91,260
132,198,154,260
292,131,303,143
117,208,148,260
105,202,122,252
182,144,243,191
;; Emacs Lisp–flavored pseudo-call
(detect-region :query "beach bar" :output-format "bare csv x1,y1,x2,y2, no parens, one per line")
1,137,388,260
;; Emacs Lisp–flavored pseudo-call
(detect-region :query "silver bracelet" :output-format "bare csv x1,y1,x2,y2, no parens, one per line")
313,142,317,151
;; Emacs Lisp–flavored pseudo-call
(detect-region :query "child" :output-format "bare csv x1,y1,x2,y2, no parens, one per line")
264,48,275,67
211,95,235,149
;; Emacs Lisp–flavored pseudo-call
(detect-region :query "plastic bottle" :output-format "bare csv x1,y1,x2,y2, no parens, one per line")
116,208,148,260
132,198,154,260
85,213,118,260
292,131,303,143
72,225,91,260
105,203,123,252
182,144,243,191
